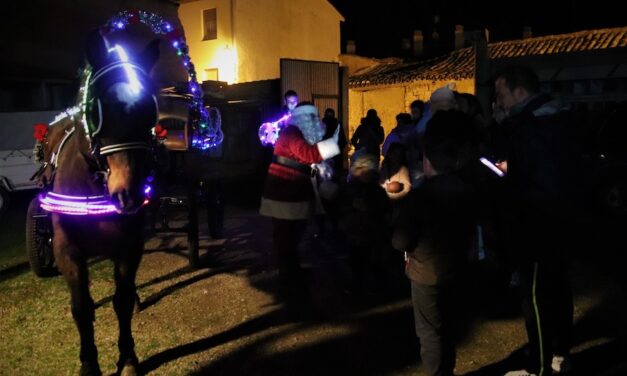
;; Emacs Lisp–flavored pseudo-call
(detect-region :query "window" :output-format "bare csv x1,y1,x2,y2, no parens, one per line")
204,68,219,81
203,8,217,41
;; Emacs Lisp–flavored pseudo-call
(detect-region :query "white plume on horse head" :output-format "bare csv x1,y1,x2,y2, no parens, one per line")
105,44,145,111
111,82,143,111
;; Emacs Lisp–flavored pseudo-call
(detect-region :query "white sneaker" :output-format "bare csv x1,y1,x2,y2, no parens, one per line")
504,370,537,376
552,355,573,373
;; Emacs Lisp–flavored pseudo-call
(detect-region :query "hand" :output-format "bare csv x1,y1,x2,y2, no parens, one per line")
495,160,508,174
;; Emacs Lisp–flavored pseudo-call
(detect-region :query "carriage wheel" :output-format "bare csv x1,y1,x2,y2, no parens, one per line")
0,186,9,216
25,197,57,277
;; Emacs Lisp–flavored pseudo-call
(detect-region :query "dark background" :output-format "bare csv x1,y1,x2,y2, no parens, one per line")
329,0,625,57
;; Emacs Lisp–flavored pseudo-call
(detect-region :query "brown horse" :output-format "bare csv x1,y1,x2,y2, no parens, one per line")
46,31,160,376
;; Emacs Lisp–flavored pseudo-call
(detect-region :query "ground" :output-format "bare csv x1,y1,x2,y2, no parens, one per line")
1,191,626,375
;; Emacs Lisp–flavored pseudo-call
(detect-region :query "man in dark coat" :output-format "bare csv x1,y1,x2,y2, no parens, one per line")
495,65,580,376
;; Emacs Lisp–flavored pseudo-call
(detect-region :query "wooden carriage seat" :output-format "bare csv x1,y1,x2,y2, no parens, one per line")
158,92,192,151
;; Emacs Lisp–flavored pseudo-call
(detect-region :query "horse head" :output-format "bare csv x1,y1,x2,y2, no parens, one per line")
84,30,160,213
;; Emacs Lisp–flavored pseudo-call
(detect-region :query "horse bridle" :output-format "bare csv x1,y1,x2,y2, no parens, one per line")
83,61,159,164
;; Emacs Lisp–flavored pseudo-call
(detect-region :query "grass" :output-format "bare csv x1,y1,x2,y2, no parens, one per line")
0,258,116,375
1,196,626,375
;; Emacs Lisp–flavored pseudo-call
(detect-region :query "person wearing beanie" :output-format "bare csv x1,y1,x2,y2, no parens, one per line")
393,110,476,376
416,86,458,135
260,102,340,305
410,86,460,187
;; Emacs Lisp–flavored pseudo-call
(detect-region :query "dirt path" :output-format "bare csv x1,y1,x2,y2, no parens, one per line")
1,206,626,375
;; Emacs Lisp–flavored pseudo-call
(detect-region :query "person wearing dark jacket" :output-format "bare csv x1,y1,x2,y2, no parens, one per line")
339,153,391,294
392,110,476,376
351,109,385,161
322,108,347,176
495,66,579,376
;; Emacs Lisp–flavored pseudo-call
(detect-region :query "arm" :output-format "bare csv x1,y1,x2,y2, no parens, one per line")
381,133,397,157
391,190,420,251
282,127,339,164
338,124,348,151
376,125,385,144
386,166,412,199
350,126,361,148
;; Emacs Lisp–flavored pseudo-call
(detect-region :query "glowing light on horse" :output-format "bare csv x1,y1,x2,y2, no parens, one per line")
39,184,152,216
108,44,142,95
258,113,291,146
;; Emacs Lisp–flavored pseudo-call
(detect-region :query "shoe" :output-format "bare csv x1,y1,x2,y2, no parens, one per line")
509,272,521,287
552,355,573,373
503,370,536,376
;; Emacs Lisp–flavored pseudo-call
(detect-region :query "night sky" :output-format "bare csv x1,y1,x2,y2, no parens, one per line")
329,0,625,58
2,0,624,79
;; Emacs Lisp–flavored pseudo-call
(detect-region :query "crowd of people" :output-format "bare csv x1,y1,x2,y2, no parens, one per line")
259,65,583,376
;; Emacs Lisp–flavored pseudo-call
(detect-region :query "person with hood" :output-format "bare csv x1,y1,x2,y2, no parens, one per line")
382,113,414,156
410,99,425,126
259,102,340,303
351,108,385,162
495,65,580,376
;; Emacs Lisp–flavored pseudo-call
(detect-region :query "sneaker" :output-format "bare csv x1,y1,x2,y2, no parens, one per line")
552,355,573,373
504,370,537,376
509,271,521,287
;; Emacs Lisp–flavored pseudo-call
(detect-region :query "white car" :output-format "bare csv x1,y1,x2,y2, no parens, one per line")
0,110,58,214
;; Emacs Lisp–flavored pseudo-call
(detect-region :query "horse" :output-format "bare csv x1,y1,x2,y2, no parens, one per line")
43,30,160,376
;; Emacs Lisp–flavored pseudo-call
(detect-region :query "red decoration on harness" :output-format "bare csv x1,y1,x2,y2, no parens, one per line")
127,8,140,24
154,124,167,138
33,123,49,142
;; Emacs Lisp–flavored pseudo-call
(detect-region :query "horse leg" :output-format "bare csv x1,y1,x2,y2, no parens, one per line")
113,251,142,376
55,247,101,376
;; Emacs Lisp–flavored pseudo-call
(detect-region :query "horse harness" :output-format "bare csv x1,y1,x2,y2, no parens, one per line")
34,61,158,197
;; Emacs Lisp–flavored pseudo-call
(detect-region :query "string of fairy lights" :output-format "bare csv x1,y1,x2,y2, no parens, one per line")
104,10,223,150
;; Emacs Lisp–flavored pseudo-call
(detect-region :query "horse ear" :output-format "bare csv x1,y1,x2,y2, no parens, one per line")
85,29,110,69
138,39,160,73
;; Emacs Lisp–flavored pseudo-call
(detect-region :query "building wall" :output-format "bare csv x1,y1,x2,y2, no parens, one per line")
179,0,342,84
236,0,341,83
348,78,475,141
179,0,236,83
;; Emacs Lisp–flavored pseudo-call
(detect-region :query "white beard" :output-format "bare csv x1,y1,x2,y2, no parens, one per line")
111,82,141,112
295,118,325,145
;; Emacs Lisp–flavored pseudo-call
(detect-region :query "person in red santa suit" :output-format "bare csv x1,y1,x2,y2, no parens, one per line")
260,102,340,301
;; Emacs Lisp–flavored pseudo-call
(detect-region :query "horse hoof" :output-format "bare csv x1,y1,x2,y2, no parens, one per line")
117,356,139,376
79,361,102,376
120,364,138,376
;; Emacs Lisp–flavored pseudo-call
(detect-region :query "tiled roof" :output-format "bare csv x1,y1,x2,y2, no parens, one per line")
349,26,627,88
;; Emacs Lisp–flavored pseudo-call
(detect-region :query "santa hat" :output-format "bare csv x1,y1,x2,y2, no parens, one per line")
291,104,318,120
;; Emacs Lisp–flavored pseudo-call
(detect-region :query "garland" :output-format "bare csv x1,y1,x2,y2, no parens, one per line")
104,10,223,150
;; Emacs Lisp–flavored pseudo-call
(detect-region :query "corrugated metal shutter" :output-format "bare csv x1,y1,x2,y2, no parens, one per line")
280,59,340,117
